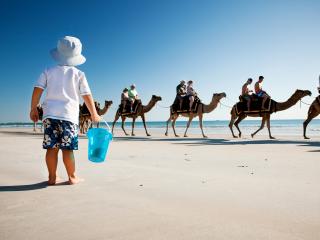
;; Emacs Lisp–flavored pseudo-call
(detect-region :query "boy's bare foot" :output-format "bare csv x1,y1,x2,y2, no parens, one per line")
48,176,57,185
68,175,84,185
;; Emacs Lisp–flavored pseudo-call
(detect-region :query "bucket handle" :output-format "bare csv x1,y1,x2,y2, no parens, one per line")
102,119,111,132
93,118,111,132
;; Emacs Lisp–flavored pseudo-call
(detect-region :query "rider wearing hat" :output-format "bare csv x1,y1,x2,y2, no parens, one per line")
187,80,197,111
128,84,139,112
121,88,129,112
175,80,187,110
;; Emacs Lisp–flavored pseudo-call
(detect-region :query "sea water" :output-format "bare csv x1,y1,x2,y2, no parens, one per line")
1,119,320,136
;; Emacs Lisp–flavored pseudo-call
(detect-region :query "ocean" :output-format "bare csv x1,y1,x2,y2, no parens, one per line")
1,119,319,136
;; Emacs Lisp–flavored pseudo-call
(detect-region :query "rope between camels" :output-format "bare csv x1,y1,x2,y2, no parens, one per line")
219,101,233,109
157,104,171,108
300,100,312,106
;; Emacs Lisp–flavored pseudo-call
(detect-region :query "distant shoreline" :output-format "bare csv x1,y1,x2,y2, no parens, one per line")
1,119,319,136
1,119,319,125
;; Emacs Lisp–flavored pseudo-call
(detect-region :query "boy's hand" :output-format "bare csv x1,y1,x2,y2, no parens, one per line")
30,108,39,122
91,114,101,123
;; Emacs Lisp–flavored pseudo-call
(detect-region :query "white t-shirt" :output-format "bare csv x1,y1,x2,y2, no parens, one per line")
35,65,91,125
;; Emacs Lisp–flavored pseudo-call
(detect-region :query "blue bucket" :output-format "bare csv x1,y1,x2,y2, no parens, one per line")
87,121,113,163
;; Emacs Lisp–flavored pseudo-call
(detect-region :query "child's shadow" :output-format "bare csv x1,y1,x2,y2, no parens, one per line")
0,181,69,192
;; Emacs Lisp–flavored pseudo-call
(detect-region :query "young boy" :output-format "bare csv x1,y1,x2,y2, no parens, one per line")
30,36,100,185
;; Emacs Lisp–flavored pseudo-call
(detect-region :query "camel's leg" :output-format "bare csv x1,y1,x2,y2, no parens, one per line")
266,114,275,139
184,115,193,137
78,118,83,134
234,114,246,138
121,116,129,136
172,115,180,137
131,117,136,136
85,120,89,133
84,119,90,133
199,114,207,138
141,114,151,136
251,116,266,138
33,122,36,132
229,108,238,138
165,113,172,136
111,113,120,134
303,106,319,139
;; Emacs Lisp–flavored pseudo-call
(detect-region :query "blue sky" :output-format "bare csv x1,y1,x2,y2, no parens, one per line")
0,0,319,122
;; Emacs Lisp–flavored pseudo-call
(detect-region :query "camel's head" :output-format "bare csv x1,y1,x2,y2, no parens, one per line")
152,95,162,102
94,101,101,108
295,89,312,98
213,92,227,100
105,100,113,107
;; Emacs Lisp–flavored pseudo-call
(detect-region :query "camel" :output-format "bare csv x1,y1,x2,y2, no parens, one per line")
303,95,320,139
165,92,226,138
79,100,113,134
111,95,162,136
229,89,312,139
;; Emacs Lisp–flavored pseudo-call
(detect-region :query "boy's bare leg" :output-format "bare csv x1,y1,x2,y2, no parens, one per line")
46,148,59,185
62,150,83,184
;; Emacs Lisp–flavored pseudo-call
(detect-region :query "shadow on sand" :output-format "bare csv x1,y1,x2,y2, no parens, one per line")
0,181,69,192
113,136,320,152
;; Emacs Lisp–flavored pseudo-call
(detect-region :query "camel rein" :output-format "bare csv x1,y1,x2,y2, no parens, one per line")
300,100,312,107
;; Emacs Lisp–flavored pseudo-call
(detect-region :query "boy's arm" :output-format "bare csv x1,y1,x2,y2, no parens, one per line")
30,87,43,122
82,94,101,123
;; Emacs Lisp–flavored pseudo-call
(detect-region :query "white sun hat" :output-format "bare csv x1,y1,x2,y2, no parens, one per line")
50,36,86,66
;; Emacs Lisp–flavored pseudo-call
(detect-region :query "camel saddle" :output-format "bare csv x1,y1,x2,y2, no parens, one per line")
236,95,272,115
118,99,142,116
80,104,90,116
171,96,201,114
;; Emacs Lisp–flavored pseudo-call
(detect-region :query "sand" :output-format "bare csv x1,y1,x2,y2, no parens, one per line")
0,128,319,240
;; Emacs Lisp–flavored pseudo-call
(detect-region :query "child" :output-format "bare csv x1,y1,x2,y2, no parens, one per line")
30,36,100,185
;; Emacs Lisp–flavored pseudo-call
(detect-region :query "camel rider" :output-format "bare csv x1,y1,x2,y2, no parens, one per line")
318,74,320,94
175,80,187,110
242,78,253,111
187,80,197,111
254,76,270,110
121,88,129,112
128,84,139,112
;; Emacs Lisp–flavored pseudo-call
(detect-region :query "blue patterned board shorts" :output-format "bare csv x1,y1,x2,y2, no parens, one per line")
43,118,78,150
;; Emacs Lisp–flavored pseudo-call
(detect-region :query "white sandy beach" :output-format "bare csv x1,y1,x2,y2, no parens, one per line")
0,128,319,240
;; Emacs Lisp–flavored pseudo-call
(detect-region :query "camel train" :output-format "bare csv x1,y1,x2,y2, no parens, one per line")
229,89,312,139
33,79,319,139
165,92,226,138
79,100,113,134
303,89,320,139
111,95,162,136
